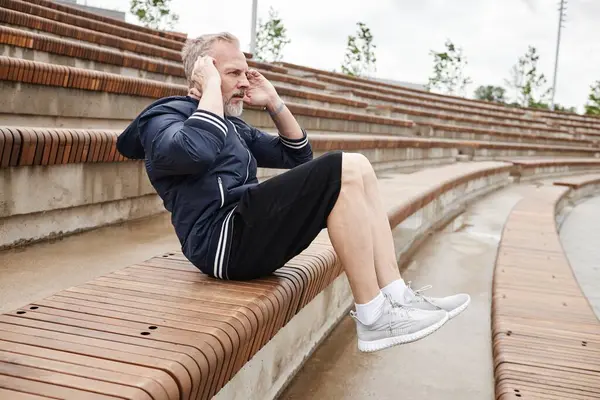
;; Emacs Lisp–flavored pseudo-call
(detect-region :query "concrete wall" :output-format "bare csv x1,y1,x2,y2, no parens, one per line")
0,147,458,249
0,161,162,249
0,81,149,129
0,162,154,218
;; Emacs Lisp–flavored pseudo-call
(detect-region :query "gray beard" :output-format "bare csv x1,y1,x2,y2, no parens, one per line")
224,97,244,117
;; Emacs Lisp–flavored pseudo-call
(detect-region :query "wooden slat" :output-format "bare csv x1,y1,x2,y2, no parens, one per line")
0,361,153,400
0,349,167,399
0,387,50,399
0,372,118,399
0,328,181,400
0,128,12,168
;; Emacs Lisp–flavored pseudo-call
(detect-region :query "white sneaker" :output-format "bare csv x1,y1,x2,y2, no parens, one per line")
350,294,449,352
403,282,471,319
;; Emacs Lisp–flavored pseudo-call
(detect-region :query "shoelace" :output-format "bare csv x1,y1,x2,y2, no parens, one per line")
408,281,433,297
407,281,438,307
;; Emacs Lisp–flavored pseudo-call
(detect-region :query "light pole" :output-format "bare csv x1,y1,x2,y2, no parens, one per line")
550,0,567,111
250,0,258,55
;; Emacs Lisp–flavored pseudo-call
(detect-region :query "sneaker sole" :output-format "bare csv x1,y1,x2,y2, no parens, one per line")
448,295,471,319
357,313,449,352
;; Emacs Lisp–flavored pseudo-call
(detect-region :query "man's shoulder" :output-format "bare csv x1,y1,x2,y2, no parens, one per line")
141,96,198,121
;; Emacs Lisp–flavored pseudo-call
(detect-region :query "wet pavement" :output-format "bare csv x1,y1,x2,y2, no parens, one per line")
0,213,180,314
280,186,530,400
559,195,600,319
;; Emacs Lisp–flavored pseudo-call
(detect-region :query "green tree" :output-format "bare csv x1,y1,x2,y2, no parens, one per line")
584,81,600,115
426,39,472,96
254,7,291,62
504,46,551,107
474,85,506,103
554,104,577,113
529,101,577,113
130,0,179,30
340,22,377,77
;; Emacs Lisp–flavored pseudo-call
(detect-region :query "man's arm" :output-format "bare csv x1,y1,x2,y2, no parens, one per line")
192,56,224,118
138,56,227,177
264,95,304,141
241,70,312,168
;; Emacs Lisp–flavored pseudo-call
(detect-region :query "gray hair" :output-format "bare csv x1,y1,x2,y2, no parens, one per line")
181,32,240,87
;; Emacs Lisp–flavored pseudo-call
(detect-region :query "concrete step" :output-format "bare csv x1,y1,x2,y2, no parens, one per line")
0,212,180,314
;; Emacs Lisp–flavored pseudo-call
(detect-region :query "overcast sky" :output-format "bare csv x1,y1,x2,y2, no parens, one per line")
83,0,599,111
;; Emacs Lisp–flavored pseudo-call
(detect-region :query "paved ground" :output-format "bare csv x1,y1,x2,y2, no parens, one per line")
0,213,180,314
280,185,529,400
559,195,600,319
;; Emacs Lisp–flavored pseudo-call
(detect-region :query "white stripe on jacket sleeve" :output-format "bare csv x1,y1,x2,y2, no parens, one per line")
188,110,228,136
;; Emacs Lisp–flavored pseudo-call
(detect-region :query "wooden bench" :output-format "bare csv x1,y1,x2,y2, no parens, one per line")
278,63,600,138
421,122,595,148
353,88,539,122
505,159,600,180
2,0,184,51
374,103,573,137
0,161,515,399
20,0,188,42
5,57,600,161
0,9,281,75
492,178,600,399
554,173,600,203
278,60,528,115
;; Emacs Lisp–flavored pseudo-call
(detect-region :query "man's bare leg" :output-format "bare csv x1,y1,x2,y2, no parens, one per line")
328,154,448,351
354,152,472,318
354,155,403,288
326,153,381,305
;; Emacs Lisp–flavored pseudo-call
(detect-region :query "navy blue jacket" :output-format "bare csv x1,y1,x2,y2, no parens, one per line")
117,95,313,269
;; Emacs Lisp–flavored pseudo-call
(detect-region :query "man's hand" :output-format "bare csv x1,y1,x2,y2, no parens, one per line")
191,56,221,92
192,56,224,117
244,69,280,110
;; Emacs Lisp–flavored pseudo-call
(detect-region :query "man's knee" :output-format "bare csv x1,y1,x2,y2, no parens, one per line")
341,152,373,185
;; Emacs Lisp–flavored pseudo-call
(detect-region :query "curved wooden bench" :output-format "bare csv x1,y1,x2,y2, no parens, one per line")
378,103,572,137
355,88,538,122
0,4,274,73
0,161,514,399
492,180,600,399
422,122,594,148
531,107,600,128
5,126,600,173
0,43,348,108
554,173,600,203
505,158,600,180
283,60,600,135
4,58,600,159
315,74,526,116
21,0,187,42
554,173,600,189
2,0,183,51
0,7,184,63
278,60,528,115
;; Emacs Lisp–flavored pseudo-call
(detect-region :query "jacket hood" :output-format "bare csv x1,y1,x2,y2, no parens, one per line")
116,95,196,160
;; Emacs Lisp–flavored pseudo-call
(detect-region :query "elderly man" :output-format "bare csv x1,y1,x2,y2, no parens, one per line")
117,32,469,352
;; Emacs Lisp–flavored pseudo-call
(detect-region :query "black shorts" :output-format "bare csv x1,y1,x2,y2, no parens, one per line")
204,150,343,280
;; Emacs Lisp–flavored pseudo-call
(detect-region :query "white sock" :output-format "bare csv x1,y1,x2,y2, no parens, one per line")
355,291,386,325
381,279,413,304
